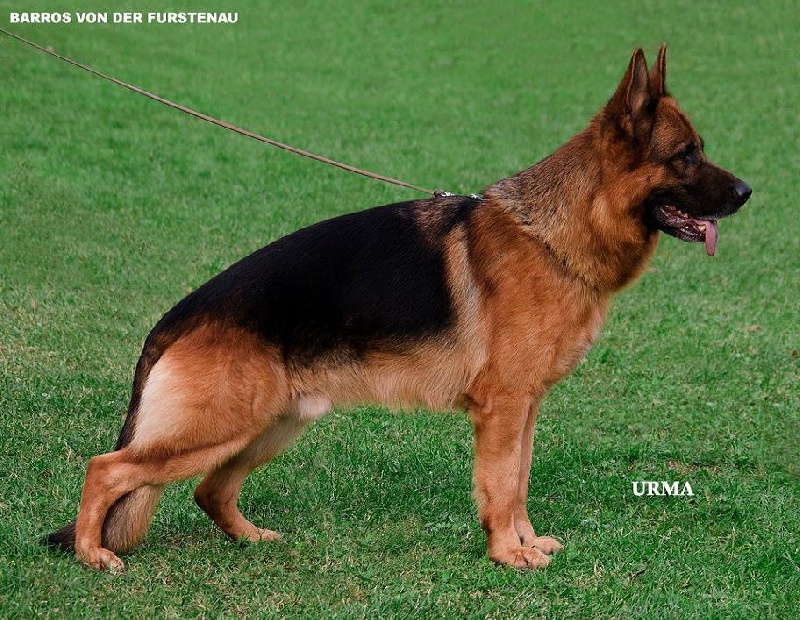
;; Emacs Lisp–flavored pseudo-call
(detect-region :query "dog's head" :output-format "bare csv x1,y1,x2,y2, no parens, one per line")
603,46,751,256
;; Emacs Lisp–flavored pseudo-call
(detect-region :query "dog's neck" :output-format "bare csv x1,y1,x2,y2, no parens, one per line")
483,124,659,294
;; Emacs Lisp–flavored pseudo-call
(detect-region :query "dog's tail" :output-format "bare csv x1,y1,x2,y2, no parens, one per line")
42,485,165,551
43,336,167,552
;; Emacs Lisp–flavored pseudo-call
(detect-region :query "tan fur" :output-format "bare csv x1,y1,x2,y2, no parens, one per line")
132,324,290,454
65,46,739,571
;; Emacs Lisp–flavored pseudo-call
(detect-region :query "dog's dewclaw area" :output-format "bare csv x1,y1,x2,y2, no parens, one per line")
0,1,797,618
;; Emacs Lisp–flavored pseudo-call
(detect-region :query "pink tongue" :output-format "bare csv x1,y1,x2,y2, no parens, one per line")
703,220,718,257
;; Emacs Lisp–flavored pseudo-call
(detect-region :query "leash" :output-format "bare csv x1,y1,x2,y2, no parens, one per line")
0,27,439,196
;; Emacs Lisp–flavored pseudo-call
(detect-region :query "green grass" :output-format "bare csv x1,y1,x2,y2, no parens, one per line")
1,0,798,617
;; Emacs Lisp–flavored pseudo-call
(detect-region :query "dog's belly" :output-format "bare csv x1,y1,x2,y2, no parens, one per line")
289,337,482,414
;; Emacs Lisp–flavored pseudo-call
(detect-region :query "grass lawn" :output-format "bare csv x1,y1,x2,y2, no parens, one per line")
1,0,798,617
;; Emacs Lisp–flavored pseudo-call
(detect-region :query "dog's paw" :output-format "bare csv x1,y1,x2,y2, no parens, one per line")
77,547,125,573
236,526,282,544
531,536,564,555
251,527,282,543
490,545,551,569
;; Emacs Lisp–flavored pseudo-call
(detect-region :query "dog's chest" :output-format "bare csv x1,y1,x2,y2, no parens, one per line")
482,278,608,391
555,303,605,371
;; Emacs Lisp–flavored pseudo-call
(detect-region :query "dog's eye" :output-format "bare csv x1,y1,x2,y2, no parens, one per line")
673,145,696,166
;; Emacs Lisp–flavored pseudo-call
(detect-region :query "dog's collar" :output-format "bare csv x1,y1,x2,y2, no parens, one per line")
433,190,483,200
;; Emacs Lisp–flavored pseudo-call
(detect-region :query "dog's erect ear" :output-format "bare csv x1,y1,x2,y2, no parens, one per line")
650,44,668,97
607,48,652,138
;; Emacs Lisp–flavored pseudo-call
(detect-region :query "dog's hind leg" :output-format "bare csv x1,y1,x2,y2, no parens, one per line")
74,437,256,571
73,328,291,570
514,401,563,556
194,414,308,542
74,448,141,571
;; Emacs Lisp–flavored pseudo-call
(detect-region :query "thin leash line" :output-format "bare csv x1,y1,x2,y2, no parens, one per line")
0,27,438,196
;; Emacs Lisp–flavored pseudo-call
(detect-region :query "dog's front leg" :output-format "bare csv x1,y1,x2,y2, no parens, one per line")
514,400,564,556
470,392,550,569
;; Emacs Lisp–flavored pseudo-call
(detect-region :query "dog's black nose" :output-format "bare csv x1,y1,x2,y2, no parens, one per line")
735,179,752,203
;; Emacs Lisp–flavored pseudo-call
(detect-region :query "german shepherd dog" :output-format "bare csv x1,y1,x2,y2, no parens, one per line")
45,46,750,570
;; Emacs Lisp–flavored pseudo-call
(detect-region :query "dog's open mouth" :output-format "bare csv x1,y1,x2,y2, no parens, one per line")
653,205,719,257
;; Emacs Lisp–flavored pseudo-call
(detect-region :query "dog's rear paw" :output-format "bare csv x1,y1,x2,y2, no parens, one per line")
491,545,551,569
532,536,564,555
252,527,282,543
77,547,125,572
236,526,282,544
